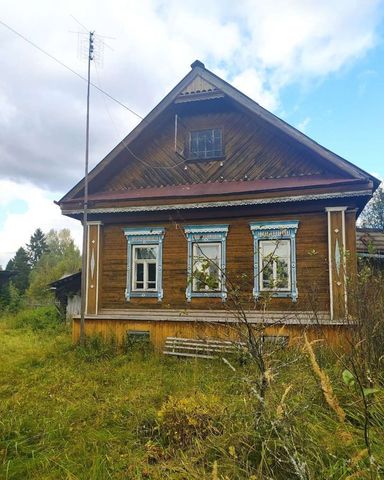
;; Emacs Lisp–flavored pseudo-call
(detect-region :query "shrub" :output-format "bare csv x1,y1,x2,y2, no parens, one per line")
157,392,225,447
77,333,119,361
5,306,62,331
124,331,153,358
350,263,384,376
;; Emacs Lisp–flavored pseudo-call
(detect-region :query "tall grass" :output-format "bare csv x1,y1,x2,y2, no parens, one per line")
1,309,383,479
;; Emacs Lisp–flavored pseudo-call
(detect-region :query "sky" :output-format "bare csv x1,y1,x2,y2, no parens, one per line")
0,0,384,267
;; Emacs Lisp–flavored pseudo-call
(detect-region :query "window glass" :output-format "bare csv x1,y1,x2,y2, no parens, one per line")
135,263,144,289
262,258,273,289
189,129,223,159
135,247,157,259
192,242,221,291
260,240,290,291
148,263,156,289
276,258,289,288
133,245,158,291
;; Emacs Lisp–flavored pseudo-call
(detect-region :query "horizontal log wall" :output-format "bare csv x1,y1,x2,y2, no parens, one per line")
100,210,331,312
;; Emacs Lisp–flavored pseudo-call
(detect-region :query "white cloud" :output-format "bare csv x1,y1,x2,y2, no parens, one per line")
232,69,278,110
234,0,382,80
0,179,82,268
0,1,382,188
296,117,311,133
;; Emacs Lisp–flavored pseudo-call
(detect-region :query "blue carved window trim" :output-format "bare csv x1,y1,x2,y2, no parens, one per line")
250,221,299,302
184,224,229,302
123,227,165,301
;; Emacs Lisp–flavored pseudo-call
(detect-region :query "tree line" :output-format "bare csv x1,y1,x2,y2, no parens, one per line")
360,184,384,229
0,228,81,312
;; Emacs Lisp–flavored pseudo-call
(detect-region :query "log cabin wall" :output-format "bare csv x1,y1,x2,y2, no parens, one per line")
99,209,332,313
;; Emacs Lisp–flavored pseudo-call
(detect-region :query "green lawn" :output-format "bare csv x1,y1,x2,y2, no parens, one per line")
0,311,383,479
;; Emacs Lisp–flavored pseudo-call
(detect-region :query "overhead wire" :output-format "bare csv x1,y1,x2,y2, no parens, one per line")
94,62,188,171
0,17,188,173
0,18,143,120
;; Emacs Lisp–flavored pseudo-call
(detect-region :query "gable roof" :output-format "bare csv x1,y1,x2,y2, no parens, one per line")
59,60,380,204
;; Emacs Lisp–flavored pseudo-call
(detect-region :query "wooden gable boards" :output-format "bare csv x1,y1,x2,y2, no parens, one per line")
59,61,379,204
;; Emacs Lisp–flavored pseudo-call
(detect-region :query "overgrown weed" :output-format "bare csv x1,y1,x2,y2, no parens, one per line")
1,313,383,479
0,305,64,332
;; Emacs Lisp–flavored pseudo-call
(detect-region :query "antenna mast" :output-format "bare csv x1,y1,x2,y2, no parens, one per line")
79,31,94,345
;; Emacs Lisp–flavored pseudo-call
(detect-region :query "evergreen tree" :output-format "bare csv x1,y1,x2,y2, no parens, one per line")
0,267,10,311
6,247,31,293
360,185,384,230
27,228,48,267
28,229,81,300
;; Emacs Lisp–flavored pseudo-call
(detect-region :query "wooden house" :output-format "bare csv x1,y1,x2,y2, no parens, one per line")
58,60,380,348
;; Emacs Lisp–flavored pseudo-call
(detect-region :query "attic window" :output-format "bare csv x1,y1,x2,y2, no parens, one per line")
189,128,223,160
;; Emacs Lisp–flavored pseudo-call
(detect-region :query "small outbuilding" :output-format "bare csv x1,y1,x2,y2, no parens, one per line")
49,272,81,320
356,227,384,268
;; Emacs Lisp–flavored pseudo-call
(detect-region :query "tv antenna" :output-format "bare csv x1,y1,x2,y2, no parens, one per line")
74,20,112,345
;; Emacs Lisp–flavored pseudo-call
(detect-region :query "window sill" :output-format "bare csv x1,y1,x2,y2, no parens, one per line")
191,291,223,297
188,291,227,302
255,290,298,301
187,155,226,162
128,292,161,299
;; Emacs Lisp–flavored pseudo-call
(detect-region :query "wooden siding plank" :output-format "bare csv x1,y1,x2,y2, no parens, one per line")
97,109,336,194
99,211,330,312
72,318,351,350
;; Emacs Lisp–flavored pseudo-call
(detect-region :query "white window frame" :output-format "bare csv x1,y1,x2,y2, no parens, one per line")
184,224,229,302
132,245,158,292
192,242,222,292
123,227,165,301
259,239,291,292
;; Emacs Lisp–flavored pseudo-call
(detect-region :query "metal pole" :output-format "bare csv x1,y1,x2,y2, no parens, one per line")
79,31,94,345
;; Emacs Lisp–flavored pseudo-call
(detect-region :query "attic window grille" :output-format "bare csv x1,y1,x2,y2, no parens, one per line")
189,128,223,159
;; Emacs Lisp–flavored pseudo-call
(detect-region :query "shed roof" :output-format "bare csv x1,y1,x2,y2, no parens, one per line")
356,227,384,256
49,271,81,292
